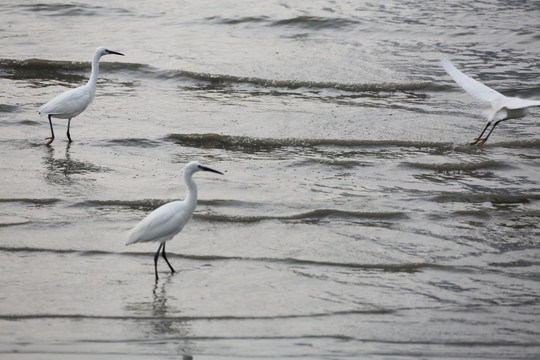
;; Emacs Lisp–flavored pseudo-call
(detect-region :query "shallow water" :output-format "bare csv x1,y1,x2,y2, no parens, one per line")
1,0,540,359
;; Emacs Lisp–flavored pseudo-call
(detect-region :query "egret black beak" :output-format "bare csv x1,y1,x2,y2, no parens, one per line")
199,165,223,175
106,49,124,56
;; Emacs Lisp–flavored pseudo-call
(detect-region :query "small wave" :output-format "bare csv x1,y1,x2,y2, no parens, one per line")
451,210,492,218
0,217,31,228
0,58,85,82
495,139,540,148
288,209,407,220
0,222,30,228
0,198,60,205
208,15,359,30
105,138,162,148
12,3,97,16
79,199,406,224
1,57,429,94
404,160,505,172
450,139,540,150
78,199,252,212
82,199,169,211
0,246,116,257
0,58,136,82
0,308,392,322
198,209,407,224
432,193,540,204
172,254,435,273
272,15,360,29
0,104,21,113
166,133,450,152
297,158,365,167
18,119,41,126
166,133,287,152
162,68,431,93
207,15,270,25
11,3,131,17
488,260,539,268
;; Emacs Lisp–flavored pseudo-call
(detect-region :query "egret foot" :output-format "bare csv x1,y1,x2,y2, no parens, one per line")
470,138,480,146
45,137,54,146
477,139,487,146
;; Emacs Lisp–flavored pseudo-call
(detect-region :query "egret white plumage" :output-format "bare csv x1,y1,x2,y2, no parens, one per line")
39,46,124,145
441,59,540,146
126,161,223,281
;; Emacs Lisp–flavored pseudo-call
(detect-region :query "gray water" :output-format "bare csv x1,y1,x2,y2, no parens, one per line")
1,0,539,359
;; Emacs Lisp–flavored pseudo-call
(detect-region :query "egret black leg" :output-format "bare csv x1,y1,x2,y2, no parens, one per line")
154,243,164,281
478,119,506,146
66,118,73,142
470,121,491,146
46,115,55,145
161,243,176,274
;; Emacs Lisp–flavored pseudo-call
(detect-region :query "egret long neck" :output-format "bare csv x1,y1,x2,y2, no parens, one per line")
86,52,101,90
184,172,198,210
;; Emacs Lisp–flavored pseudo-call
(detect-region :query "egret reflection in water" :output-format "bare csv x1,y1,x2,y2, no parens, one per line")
123,277,194,357
42,143,110,192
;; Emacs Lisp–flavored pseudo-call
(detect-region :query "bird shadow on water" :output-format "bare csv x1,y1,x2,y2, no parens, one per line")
123,276,195,358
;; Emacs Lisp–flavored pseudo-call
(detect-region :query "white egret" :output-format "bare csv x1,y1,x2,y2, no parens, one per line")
39,46,124,145
441,58,540,146
126,161,223,281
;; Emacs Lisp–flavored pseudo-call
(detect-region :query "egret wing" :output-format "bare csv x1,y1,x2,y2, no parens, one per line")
505,97,540,110
441,59,505,105
126,201,192,245
39,85,93,118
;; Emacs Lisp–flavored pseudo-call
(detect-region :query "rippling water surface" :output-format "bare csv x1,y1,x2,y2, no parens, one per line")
1,1,539,359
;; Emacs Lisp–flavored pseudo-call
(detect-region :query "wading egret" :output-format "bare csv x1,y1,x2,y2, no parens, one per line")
39,46,124,145
126,161,223,281
441,58,540,146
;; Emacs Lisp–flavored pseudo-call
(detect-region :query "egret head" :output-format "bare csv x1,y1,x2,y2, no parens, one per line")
95,46,124,57
185,161,223,176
